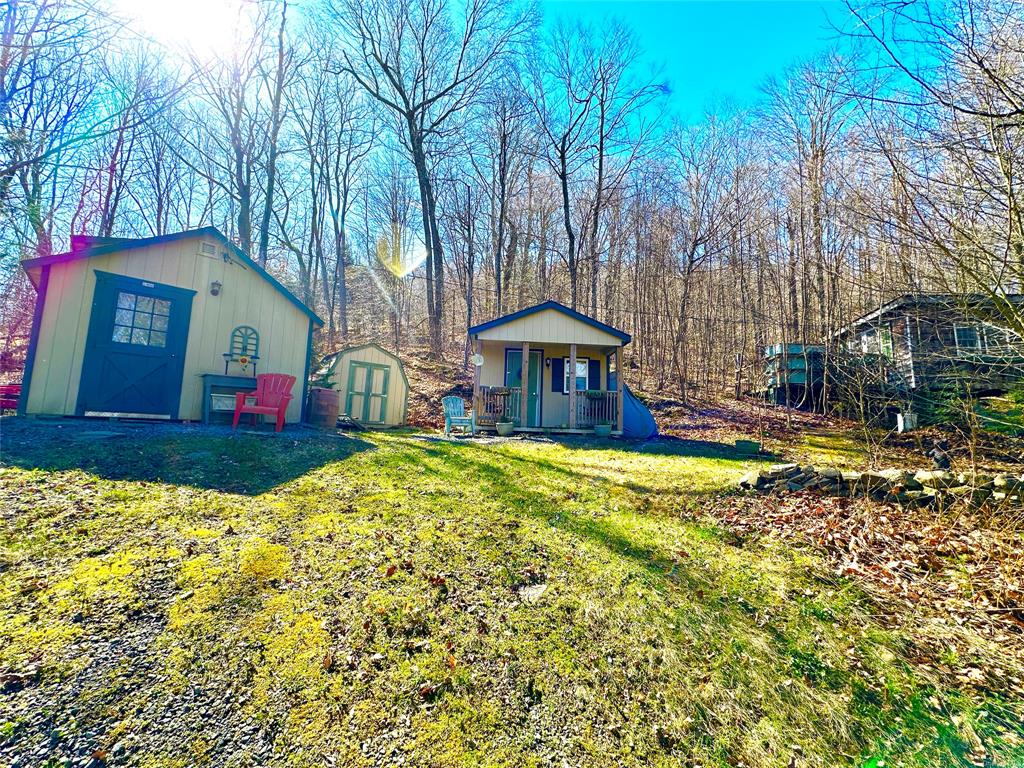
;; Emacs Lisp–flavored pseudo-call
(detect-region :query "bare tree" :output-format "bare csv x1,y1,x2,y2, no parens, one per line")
329,0,532,354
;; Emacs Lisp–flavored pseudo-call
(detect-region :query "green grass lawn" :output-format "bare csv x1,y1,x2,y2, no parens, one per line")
1,424,1022,768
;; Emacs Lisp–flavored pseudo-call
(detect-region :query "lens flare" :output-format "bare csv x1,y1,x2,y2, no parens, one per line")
375,226,427,278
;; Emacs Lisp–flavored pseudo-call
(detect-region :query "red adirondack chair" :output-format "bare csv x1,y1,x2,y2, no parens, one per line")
232,373,296,432
0,384,21,412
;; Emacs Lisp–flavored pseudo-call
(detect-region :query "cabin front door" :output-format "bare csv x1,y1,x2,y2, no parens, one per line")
504,349,542,427
346,362,389,425
77,271,194,419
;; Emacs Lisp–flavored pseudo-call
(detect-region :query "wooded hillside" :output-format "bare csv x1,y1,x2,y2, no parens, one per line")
1,0,1022,401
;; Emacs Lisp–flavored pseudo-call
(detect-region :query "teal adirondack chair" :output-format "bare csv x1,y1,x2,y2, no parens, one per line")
442,395,475,436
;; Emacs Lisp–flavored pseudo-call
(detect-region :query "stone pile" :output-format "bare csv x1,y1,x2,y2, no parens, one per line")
739,463,1024,506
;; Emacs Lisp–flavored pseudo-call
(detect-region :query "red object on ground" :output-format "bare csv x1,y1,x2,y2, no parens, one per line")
232,374,296,432
0,384,22,411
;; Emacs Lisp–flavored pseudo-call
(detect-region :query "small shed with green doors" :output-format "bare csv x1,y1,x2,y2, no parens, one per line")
316,343,409,427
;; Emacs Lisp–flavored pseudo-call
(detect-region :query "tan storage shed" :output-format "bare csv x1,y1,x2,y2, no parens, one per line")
317,343,409,427
19,228,322,423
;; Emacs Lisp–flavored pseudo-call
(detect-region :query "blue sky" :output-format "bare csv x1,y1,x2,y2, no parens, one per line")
542,0,848,121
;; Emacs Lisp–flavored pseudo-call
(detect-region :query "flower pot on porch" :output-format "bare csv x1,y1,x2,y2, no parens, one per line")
593,423,612,438
495,421,515,437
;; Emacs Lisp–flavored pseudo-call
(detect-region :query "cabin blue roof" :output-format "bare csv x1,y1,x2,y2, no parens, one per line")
467,300,631,344
21,227,323,326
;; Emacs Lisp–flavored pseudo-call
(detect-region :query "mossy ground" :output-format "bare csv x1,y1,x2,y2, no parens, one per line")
1,421,1022,767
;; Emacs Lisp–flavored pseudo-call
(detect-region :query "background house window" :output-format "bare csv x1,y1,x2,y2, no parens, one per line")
563,358,589,391
859,329,878,354
112,291,170,347
954,324,980,353
879,327,894,359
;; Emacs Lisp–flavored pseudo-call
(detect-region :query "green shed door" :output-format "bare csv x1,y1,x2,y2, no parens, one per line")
346,362,390,425
77,271,195,418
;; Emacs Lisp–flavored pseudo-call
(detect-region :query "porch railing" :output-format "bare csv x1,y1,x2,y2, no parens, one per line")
475,386,522,425
575,390,619,428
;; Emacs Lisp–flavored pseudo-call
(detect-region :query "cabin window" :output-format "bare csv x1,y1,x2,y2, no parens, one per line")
879,327,894,359
112,291,170,347
563,358,589,392
859,329,878,355
954,324,980,353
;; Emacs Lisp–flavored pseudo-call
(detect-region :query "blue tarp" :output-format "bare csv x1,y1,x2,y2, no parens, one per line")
621,384,658,440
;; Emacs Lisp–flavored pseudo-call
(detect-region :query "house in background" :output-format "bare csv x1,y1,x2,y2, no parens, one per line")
831,294,1024,394
467,300,658,436
19,228,322,423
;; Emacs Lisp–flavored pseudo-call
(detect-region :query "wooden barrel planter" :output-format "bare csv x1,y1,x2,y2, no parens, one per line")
307,387,340,429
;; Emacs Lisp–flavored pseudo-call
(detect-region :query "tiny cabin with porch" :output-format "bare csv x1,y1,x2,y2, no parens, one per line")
467,301,630,434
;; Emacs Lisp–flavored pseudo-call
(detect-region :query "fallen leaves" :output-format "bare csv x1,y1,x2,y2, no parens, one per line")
708,489,1024,690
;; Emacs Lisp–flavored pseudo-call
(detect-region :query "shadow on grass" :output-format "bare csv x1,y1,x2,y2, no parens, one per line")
0,417,375,495
369,439,1024,765
387,439,716,588
420,432,779,463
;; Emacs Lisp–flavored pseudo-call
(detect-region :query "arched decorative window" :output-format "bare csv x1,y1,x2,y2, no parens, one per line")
230,326,259,357
223,325,260,375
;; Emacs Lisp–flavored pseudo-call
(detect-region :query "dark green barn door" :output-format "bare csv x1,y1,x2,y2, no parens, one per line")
77,271,195,418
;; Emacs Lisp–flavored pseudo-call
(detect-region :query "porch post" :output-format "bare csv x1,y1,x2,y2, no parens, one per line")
472,337,481,411
616,345,624,433
520,341,530,428
568,343,577,429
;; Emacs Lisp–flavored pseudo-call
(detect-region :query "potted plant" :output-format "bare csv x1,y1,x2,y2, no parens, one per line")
495,420,515,437
593,420,612,438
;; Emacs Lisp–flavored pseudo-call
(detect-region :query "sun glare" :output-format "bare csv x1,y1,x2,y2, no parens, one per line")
110,0,257,59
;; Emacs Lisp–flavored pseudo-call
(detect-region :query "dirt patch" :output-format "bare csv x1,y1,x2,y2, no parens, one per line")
397,347,471,430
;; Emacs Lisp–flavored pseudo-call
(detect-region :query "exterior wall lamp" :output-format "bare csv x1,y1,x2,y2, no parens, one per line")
210,280,223,296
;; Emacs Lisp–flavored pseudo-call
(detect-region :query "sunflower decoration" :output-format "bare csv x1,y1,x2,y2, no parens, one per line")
237,354,251,371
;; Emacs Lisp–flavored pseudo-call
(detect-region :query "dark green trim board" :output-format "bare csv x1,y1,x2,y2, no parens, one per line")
17,264,50,415
301,318,313,422
21,227,323,327
468,300,631,344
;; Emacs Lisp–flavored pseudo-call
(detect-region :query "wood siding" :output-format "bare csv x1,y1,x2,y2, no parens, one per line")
25,235,310,422
473,308,623,346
